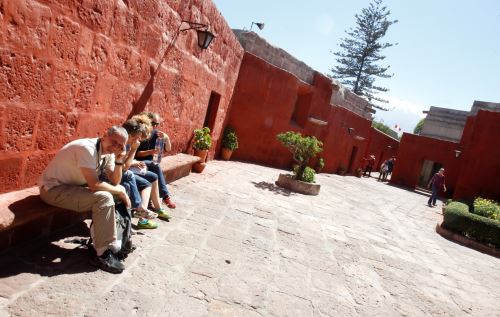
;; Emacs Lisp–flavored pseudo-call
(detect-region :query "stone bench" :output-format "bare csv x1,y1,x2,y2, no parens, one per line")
0,153,200,252
160,153,200,183
0,187,89,252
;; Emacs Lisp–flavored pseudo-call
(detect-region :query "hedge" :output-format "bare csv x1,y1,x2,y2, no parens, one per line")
442,202,500,248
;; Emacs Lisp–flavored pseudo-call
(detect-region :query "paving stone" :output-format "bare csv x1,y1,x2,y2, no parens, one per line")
0,161,499,316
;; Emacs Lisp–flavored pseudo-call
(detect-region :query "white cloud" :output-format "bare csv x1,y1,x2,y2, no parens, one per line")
314,14,334,36
384,95,428,119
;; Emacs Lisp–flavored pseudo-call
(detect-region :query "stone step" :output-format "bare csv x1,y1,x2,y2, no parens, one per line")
160,153,200,183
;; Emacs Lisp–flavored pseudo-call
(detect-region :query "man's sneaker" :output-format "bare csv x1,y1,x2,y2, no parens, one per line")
163,196,176,209
137,219,158,229
428,203,433,207
154,208,171,221
90,249,125,274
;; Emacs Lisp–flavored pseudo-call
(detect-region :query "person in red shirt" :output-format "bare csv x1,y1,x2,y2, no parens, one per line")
427,168,447,207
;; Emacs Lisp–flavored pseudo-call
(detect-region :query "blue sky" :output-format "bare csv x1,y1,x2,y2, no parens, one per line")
212,0,500,134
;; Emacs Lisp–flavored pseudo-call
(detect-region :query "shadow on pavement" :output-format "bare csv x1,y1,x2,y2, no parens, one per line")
251,181,295,196
0,222,99,278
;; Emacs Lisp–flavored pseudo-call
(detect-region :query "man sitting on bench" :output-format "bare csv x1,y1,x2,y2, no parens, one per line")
38,126,131,274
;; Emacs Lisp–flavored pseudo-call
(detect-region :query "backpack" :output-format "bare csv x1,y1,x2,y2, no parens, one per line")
114,202,133,256
88,201,132,259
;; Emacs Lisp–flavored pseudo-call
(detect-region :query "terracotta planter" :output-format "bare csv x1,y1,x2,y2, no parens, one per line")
192,162,206,173
275,173,320,195
355,168,363,178
194,149,208,162
221,148,233,161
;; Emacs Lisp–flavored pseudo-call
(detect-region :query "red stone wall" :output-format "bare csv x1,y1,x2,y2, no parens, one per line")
320,106,372,174
224,53,305,168
225,52,397,175
390,133,462,197
0,0,243,193
365,128,399,170
454,110,500,201
391,111,500,202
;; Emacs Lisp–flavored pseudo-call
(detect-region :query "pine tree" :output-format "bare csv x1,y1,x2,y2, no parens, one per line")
330,0,397,109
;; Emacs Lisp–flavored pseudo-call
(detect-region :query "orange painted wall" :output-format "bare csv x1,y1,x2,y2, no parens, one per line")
320,107,372,173
224,53,303,168
365,128,399,170
454,110,500,201
0,0,243,193
225,52,397,174
390,134,462,197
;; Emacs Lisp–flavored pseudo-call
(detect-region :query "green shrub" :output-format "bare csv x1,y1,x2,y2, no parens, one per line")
472,197,500,221
294,166,315,183
277,131,323,181
222,126,238,151
193,127,212,150
317,158,324,169
442,202,500,248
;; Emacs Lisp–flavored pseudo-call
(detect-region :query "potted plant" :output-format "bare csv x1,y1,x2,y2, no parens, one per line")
275,131,323,195
192,127,211,173
355,167,363,178
221,126,238,161
337,165,346,176
314,157,325,173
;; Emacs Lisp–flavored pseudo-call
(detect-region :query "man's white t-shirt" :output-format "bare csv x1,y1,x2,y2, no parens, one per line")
39,138,114,190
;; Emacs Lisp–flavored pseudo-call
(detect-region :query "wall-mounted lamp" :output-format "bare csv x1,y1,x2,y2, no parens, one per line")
130,19,216,116
347,127,355,135
180,20,215,49
250,22,265,31
454,150,461,158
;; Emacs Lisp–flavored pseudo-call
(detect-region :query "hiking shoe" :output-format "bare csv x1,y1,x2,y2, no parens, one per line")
154,208,171,221
134,208,158,219
137,219,158,229
163,196,176,209
91,249,125,274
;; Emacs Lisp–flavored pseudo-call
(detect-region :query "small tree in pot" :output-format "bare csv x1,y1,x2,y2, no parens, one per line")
221,126,238,160
277,131,323,183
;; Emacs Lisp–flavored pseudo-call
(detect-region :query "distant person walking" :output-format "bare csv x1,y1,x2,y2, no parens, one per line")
378,160,389,181
386,157,396,178
363,155,376,177
427,168,447,207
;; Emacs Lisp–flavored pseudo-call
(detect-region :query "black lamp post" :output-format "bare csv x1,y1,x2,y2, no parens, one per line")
181,20,215,50
250,22,265,31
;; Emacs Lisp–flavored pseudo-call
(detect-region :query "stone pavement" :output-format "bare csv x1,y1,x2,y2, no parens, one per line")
0,161,498,317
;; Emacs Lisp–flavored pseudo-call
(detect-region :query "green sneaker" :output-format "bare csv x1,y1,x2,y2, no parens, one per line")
154,208,171,221
137,219,158,229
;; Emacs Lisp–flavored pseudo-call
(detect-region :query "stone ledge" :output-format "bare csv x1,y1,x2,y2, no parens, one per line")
160,153,200,183
435,223,500,258
0,186,89,252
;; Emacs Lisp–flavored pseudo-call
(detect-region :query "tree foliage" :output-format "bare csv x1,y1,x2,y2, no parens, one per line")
330,0,397,108
372,120,398,139
413,118,424,135
277,131,323,182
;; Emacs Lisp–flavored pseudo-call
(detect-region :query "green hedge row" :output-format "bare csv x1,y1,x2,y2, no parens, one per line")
442,202,500,248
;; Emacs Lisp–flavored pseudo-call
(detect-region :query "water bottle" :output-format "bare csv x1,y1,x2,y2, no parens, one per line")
153,137,164,163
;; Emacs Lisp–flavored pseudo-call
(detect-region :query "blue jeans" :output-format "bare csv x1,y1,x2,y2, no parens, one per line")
121,171,142,209
144,160,170,198
428,185,438,205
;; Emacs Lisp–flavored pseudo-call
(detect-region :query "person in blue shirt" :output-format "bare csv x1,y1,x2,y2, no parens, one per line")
134,112,176,209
